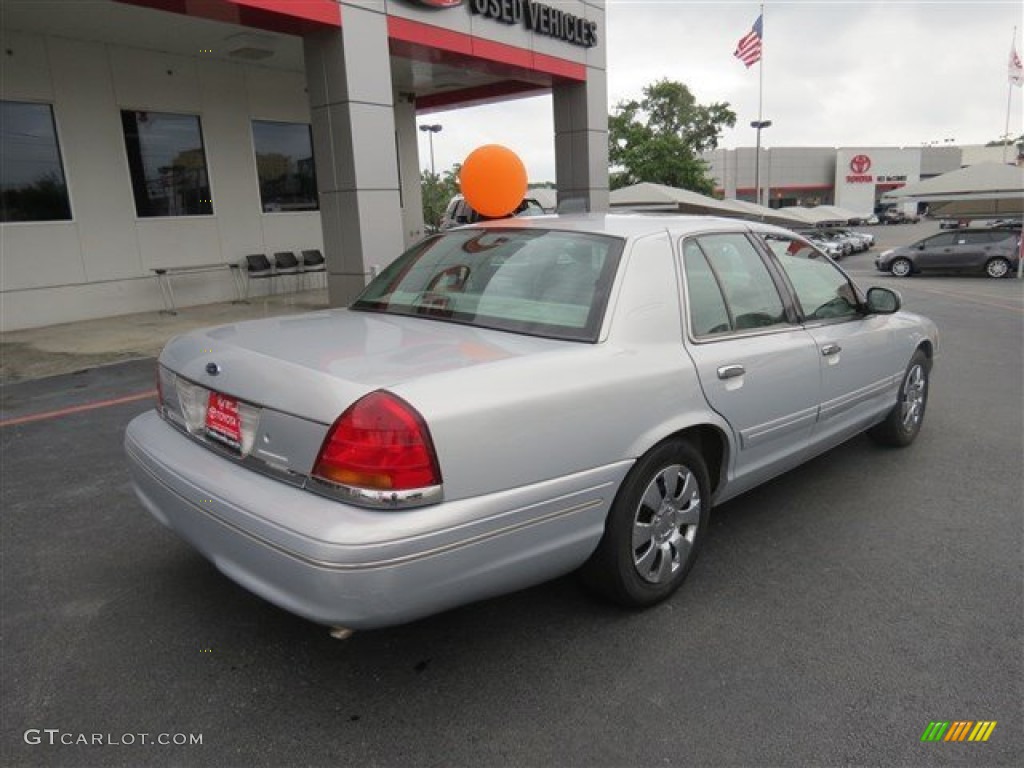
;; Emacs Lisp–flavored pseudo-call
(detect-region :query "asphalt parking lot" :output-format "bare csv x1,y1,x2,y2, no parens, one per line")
2,223,1022,767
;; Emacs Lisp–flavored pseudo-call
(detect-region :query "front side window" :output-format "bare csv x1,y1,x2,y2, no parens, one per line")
683,233,789,333
352,229,623,342
762,234,860,322
121,110,212,217
921,233,956,249
1,101,71,222
252,121,318,213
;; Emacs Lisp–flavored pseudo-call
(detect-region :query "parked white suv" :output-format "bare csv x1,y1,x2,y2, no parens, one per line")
440,195,546,229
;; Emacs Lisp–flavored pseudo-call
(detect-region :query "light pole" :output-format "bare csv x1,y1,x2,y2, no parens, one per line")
750,119,771,206
419,124,442,176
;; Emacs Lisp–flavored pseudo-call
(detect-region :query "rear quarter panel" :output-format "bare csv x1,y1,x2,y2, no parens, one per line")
392,231,733,502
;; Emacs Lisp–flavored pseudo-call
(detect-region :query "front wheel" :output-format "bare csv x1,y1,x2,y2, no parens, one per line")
868,350,930,447
985,257,1011,278
582,440,710,608
890,258,913,277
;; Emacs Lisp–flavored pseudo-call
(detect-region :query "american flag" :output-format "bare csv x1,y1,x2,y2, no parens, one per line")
1010,42,1023,87
734,14,763,68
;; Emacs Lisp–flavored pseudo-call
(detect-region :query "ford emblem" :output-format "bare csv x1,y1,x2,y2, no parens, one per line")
206,362,221,376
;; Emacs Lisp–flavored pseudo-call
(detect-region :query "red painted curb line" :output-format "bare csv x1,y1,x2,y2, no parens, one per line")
0,390,157,428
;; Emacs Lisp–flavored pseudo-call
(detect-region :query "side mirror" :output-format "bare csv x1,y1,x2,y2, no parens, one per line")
866,286,901,314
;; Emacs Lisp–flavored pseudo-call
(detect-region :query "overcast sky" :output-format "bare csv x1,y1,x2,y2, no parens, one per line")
417,0,1024,182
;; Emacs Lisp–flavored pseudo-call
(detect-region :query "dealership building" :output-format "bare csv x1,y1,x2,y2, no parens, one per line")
1,0,608,330
704,143,1015,214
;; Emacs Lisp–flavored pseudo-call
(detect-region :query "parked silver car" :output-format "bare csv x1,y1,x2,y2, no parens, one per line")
827,227,874,252
126,215,938,631
801,230,845,260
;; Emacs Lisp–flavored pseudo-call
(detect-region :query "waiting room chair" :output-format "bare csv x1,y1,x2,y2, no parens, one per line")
272,251,300,294
301,249,326,290
243,253,273,300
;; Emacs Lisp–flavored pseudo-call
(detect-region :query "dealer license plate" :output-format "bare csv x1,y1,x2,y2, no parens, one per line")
205,392,243,451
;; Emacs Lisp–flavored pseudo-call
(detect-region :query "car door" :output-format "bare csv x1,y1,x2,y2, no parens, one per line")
915,231,963,269
760,233,905,446
958,230,1004,269
679,233,821,496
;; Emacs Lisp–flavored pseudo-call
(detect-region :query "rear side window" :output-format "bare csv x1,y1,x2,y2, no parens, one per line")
681,233,790,336
682,242,731,336
979,229,1017,244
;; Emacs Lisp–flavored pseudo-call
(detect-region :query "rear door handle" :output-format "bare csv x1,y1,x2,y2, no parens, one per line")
821,343,841,356
717,364,745,380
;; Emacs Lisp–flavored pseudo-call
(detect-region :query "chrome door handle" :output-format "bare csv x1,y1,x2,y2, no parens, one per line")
821,343,842,356
717,364,745,380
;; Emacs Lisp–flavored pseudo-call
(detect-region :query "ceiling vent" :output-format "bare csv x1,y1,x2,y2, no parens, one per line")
228,47,274,61
224,32,277,61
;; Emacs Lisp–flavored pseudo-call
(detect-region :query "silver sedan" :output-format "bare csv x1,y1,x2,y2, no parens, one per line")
125,214,938,631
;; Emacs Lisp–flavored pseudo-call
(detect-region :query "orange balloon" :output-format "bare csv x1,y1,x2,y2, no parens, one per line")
459,145,528,219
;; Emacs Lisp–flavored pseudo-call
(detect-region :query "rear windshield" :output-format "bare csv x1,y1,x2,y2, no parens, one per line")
351,229,624,342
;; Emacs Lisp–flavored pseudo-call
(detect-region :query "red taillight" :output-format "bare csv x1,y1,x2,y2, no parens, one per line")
312,391,441,492
156,365,164,408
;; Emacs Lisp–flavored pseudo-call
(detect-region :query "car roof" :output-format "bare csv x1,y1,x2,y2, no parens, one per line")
460,212,789,240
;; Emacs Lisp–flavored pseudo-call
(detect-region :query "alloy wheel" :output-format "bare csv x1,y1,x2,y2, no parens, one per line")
632,465,701,584
986,258,1010,278
891,259,912,277
900,364,927,431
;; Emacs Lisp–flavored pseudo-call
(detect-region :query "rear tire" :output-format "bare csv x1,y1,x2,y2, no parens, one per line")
582,440,710,608
985,257,1010,279
868,350,930,447
890,258,913,277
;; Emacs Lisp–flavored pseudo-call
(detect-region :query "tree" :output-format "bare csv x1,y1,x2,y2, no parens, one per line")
608,79,736,194
420,165,460,231
985,133,1024,147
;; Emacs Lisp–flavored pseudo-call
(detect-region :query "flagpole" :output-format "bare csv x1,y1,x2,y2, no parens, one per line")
1005,26,1017,164
757,4,764,204
757,4,764,125
753,3,766,206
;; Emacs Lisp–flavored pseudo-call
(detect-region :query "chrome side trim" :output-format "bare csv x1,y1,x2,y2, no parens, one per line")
819,375,900,421
739,405,818,448
159,373,439,509
306,476,444,509
160,412,305,488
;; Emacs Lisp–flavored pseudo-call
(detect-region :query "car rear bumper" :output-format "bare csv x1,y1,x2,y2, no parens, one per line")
125,411,626,629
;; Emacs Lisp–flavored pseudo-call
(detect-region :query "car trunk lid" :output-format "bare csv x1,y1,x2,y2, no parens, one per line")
159,308,563,425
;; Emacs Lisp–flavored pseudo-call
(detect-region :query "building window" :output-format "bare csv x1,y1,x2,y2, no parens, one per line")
121,110,212,217
1,101,72,222
252,121,318,213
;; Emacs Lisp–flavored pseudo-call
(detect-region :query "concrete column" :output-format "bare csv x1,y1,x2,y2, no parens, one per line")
720,148,738,198
393,92,426,247
761,148,773,207
304,4,404,305
553,68,609,213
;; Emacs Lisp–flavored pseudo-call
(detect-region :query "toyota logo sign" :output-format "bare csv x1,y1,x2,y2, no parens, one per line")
849,154,872,174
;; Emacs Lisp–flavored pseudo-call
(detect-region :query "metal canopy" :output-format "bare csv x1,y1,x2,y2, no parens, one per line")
883,163,1024,219
609,183,808,228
